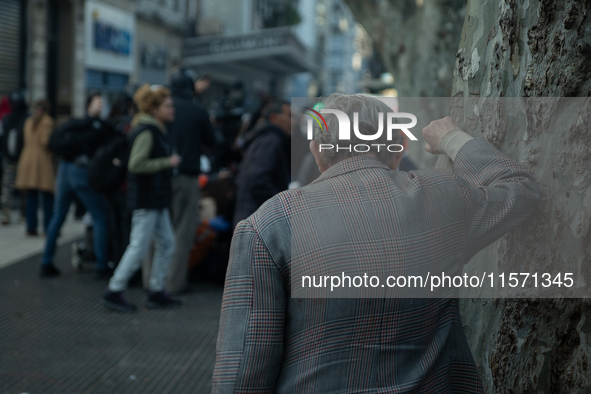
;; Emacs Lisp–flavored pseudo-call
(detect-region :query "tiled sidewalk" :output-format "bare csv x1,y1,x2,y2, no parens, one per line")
0,236,223,393
0,209,85,269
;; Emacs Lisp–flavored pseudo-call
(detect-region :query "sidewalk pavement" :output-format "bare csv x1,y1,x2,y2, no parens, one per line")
0,210,224,393
0,209,85,269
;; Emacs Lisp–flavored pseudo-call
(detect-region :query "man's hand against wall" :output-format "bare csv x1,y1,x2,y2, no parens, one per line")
422,116,461,154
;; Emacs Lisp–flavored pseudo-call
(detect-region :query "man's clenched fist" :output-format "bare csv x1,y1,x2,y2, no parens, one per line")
422,116,461,154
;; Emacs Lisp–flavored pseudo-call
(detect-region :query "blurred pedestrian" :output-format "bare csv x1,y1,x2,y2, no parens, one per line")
163,69,216,294
0,94,11,119
96,89,136,266
15,99,55,236
40,94,116,278
194,74,211,103
71,88,138,272
1,91,28,225
101,84,181,313
108,86,137,134
233,100,291,226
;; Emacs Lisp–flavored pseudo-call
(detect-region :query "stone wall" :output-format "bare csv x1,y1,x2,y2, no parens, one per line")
452,1,591,392
344,0,591,392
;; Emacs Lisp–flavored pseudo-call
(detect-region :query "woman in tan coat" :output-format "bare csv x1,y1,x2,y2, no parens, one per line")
15,99,55,236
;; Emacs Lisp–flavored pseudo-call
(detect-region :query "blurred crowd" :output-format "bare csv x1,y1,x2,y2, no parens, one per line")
0,69,294,312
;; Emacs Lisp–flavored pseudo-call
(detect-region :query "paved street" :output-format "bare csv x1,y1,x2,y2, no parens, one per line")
0,239,223,394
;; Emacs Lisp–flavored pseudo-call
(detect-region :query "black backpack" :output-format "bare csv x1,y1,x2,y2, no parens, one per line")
49,118,112,160
87,133,129,193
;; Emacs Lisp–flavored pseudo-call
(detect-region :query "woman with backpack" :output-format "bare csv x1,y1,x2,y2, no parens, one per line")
40,94,115,278
15,99,55,236
101,84,182,313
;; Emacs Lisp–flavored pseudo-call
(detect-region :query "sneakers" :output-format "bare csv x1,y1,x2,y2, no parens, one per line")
0,208,10,225
101,289,181,312
40,264,61,277
71,243,82,272
93,268,113,281
101,290,137,313
146,291,182,309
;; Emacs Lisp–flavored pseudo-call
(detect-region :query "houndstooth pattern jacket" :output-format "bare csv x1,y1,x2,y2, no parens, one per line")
212,137,541,394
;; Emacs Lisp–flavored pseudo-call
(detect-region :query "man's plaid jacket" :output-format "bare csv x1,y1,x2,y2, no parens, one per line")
212,137,541,393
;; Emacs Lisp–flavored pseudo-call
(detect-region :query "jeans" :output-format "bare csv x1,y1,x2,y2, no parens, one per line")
42,160,109,270
109,208,175,292
26,190,54,233
1,158,16,210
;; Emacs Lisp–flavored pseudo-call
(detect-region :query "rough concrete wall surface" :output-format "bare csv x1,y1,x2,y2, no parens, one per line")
345,0,591,392
453,1,591,392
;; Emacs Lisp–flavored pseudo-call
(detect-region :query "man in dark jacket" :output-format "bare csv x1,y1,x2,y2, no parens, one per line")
164,68,216,293
233,100,291,227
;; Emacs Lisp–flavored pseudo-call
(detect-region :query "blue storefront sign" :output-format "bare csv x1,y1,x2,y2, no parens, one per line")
85,1,135,74
94,21,131,56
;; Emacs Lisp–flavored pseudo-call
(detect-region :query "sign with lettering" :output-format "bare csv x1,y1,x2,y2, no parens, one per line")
184,29,299,58
94,21,131,56
85,1,135,73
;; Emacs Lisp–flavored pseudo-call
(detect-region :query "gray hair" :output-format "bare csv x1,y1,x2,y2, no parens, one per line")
313,93,403,166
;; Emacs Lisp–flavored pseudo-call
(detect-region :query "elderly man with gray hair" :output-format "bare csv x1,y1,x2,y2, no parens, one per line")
213,93,541,393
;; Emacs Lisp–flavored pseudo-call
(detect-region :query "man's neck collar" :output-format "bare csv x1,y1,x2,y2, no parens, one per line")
311,156,390,184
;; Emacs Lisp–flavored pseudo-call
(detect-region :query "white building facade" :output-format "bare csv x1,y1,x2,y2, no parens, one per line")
2,0,197,120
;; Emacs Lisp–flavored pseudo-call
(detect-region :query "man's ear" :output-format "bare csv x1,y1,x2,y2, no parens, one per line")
310,140,329,173
388,151,404,171
400,131,409,151
391,132,408,170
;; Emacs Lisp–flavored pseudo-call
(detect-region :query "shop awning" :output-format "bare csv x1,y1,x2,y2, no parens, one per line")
183,27,317,83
